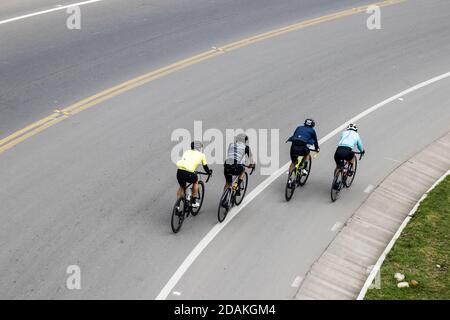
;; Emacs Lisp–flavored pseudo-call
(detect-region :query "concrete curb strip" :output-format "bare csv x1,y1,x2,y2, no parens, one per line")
295,132,450,300
357,168,450,300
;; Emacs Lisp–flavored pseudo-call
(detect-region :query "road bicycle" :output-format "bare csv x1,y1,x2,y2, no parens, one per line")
330,152,364,202
285,148,318,201
171,171,211,233
217,164,255,223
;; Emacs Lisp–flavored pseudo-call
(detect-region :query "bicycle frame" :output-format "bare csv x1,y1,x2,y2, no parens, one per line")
218,165,254,222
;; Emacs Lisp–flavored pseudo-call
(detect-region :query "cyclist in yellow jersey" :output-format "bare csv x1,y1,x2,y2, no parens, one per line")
176,141,212,207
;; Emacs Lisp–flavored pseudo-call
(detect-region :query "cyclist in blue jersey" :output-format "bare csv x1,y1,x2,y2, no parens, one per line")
286,119,320,176
334,123,365,176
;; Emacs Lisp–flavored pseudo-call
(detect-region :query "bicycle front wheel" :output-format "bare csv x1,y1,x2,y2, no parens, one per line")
191,181,205,216
171,198,185,233
234,172,248,206
218,189,231,222
285,170,296,202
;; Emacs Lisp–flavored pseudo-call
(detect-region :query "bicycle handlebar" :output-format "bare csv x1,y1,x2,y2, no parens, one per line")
195,171,211,183
244,164,256,175
354,151,365,160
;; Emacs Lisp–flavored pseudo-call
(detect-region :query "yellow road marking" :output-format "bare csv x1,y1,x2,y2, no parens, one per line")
0,0,407,154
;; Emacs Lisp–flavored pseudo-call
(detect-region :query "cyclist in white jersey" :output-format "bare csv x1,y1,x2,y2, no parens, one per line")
223,133,255,195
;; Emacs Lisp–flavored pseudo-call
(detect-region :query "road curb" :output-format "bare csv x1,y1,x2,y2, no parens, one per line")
295,131,450,300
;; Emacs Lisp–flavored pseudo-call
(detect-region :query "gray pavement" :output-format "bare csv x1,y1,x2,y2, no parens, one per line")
0,0,374,137
0,0,449,299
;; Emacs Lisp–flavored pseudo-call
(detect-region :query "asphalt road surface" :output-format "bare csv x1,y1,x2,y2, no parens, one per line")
0,0,449,299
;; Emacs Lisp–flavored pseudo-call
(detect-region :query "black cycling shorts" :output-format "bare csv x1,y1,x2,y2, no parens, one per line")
290,143,310,163
334,146,354,167
224,163,245,184
176,169,198,188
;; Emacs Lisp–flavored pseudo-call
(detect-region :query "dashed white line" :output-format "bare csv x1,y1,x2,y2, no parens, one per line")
155,72,450,300
331,222,344,232
384,157,402,163
0,0,103,25
364,185,375,193
291,276,304,288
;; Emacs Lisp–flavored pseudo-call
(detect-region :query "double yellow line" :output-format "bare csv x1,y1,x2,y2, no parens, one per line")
0,0,407,155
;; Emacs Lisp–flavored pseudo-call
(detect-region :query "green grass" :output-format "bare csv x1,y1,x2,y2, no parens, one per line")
365,175,450,300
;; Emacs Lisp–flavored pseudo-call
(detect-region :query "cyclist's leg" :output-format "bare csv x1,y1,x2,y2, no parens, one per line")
176,169,187,198
236,165,245,195
177,187,184,198
224,164,232,191
289,161,296,175
347,150,356,176
296,146,309,175
191,173,199,198
289,144,299,175
333,148,344,176
238,164,245,181
302,148,311,169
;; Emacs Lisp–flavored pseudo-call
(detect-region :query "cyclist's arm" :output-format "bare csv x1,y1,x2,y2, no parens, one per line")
312,130,320,151
286,127,299,143
356,136,364,153
245,146,255,165
201,154,211,173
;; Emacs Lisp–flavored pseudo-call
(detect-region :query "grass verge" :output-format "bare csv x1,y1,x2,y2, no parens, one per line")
365,175,449,300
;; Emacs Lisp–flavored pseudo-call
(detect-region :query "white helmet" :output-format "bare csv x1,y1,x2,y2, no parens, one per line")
234,133,248,144
347,123,358,132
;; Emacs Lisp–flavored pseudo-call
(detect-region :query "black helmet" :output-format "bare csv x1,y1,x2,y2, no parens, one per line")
304,118,315,128
191,140,203,151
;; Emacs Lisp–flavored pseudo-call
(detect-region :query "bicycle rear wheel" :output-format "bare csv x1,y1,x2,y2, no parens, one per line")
218,189,231,222
298,158,312,186
285,170,296,201
191,181,205,216
234,172,248,206
171,198,185,233
331,172,343,202
345,157,358,188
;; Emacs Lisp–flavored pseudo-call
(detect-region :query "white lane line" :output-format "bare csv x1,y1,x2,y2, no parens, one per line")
172,291,181,296
0,0,103,25
364,185,375,193
384,157,402,163
331,222,344,232
155,71,450,300
291,276,304,288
